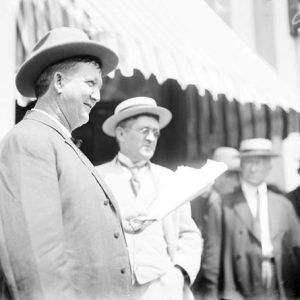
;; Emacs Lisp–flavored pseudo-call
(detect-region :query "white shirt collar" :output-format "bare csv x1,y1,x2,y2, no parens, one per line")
117,152,148,169
241,180,267,196
31,108,71,138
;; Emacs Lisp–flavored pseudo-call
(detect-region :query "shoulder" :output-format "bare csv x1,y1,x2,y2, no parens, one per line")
268,190,296,211
222,187,243,203
95,159,115,175
150,163,174,186
150,162,173,176
268,189,289,202
210,187,245,214
0,119,59,153
208,189,237,210
0,120,65,169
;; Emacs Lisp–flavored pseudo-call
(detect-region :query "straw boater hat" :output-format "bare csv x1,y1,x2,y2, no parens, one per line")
102,97,172,137
239,138,279,157
16,27,119,98
212,147,240,172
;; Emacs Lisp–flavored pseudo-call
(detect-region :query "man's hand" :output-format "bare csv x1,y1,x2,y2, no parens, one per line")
160,267,185,300
122,210,155,234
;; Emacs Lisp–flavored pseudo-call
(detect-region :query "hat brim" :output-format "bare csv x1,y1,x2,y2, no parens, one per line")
16,41,118,98
239,151,279,157
103,106,172,137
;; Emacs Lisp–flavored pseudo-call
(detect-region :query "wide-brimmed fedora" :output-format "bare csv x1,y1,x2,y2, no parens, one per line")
102,97,172,137
239,138,279,157
212,147,240,171
16,27,119,98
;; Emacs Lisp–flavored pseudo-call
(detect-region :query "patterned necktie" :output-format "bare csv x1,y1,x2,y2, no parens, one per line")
129,167,140,197
253,189,261,240
118,158,147,197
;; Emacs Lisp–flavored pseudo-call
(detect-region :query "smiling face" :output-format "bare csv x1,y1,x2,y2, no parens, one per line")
116,115,160,163
56,62,102,130
241,156,272,187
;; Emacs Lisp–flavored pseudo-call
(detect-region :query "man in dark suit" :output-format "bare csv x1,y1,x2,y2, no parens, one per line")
199,138,300,300
191,147,240,297
0,27,137,299
286,162,300,220
191,146,241,233
287,185,300,220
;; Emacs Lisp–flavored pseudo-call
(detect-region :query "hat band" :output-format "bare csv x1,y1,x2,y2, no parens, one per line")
240,149,272,153
116,104,156,114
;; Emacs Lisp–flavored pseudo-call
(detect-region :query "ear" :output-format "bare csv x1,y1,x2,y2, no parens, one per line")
53,72,64,94
115,126,125,142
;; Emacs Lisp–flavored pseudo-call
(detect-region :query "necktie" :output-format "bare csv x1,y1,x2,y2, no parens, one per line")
253,189,261,240
118,159,147,197
129,167,140,197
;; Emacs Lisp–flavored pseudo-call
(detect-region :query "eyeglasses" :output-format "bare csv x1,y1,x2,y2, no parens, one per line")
122,126,161,139
138,127,161,139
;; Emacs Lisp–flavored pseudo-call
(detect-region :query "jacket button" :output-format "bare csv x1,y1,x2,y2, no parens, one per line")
114,232,120,239
120,267,126,274
104,200,109,206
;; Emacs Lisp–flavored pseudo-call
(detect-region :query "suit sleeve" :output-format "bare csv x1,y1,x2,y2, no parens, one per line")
0,131,79,299
197,194,222,298
172,202,203,285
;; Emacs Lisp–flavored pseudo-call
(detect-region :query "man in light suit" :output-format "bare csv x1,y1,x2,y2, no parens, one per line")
0,27,137,300
96,97,202,300
200,138,300,300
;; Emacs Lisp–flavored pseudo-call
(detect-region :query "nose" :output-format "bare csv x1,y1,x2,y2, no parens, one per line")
250,162,258,172
145,131,157,142
91,88,101,103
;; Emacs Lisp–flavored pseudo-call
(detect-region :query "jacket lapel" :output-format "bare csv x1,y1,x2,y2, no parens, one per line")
24,111,122,218
64,140,121,215
233,188,261,242
267,192,282,242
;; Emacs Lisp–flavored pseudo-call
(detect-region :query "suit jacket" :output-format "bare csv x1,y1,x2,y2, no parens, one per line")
97,158,202,299
199,187,300,300
0,111,137,300
286,186,300,220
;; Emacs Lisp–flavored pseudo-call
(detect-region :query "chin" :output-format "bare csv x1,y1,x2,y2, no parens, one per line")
81,114,90,124
73,117,89,130
248,181,261,187
141,151,154,161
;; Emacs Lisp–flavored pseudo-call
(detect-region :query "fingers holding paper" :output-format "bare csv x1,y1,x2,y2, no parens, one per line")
122,210,155,234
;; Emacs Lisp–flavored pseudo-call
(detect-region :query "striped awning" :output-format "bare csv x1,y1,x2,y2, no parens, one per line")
16,0,300,111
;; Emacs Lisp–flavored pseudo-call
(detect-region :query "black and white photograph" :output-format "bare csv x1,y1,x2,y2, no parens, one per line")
1,0,300,299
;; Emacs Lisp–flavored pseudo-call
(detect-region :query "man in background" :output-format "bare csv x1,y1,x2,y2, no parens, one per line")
199,138,300,299
96,96,202,300
191,146,240,297
286,161,300,220
191,146,240,233
0,27,136,299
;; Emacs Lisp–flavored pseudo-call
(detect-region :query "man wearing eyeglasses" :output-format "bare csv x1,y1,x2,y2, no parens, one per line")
96,97,201,300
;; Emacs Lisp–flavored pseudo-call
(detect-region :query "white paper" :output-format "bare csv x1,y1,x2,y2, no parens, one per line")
136,159,228,221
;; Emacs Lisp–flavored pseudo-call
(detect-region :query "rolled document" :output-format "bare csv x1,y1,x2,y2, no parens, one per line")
136,159,227,221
